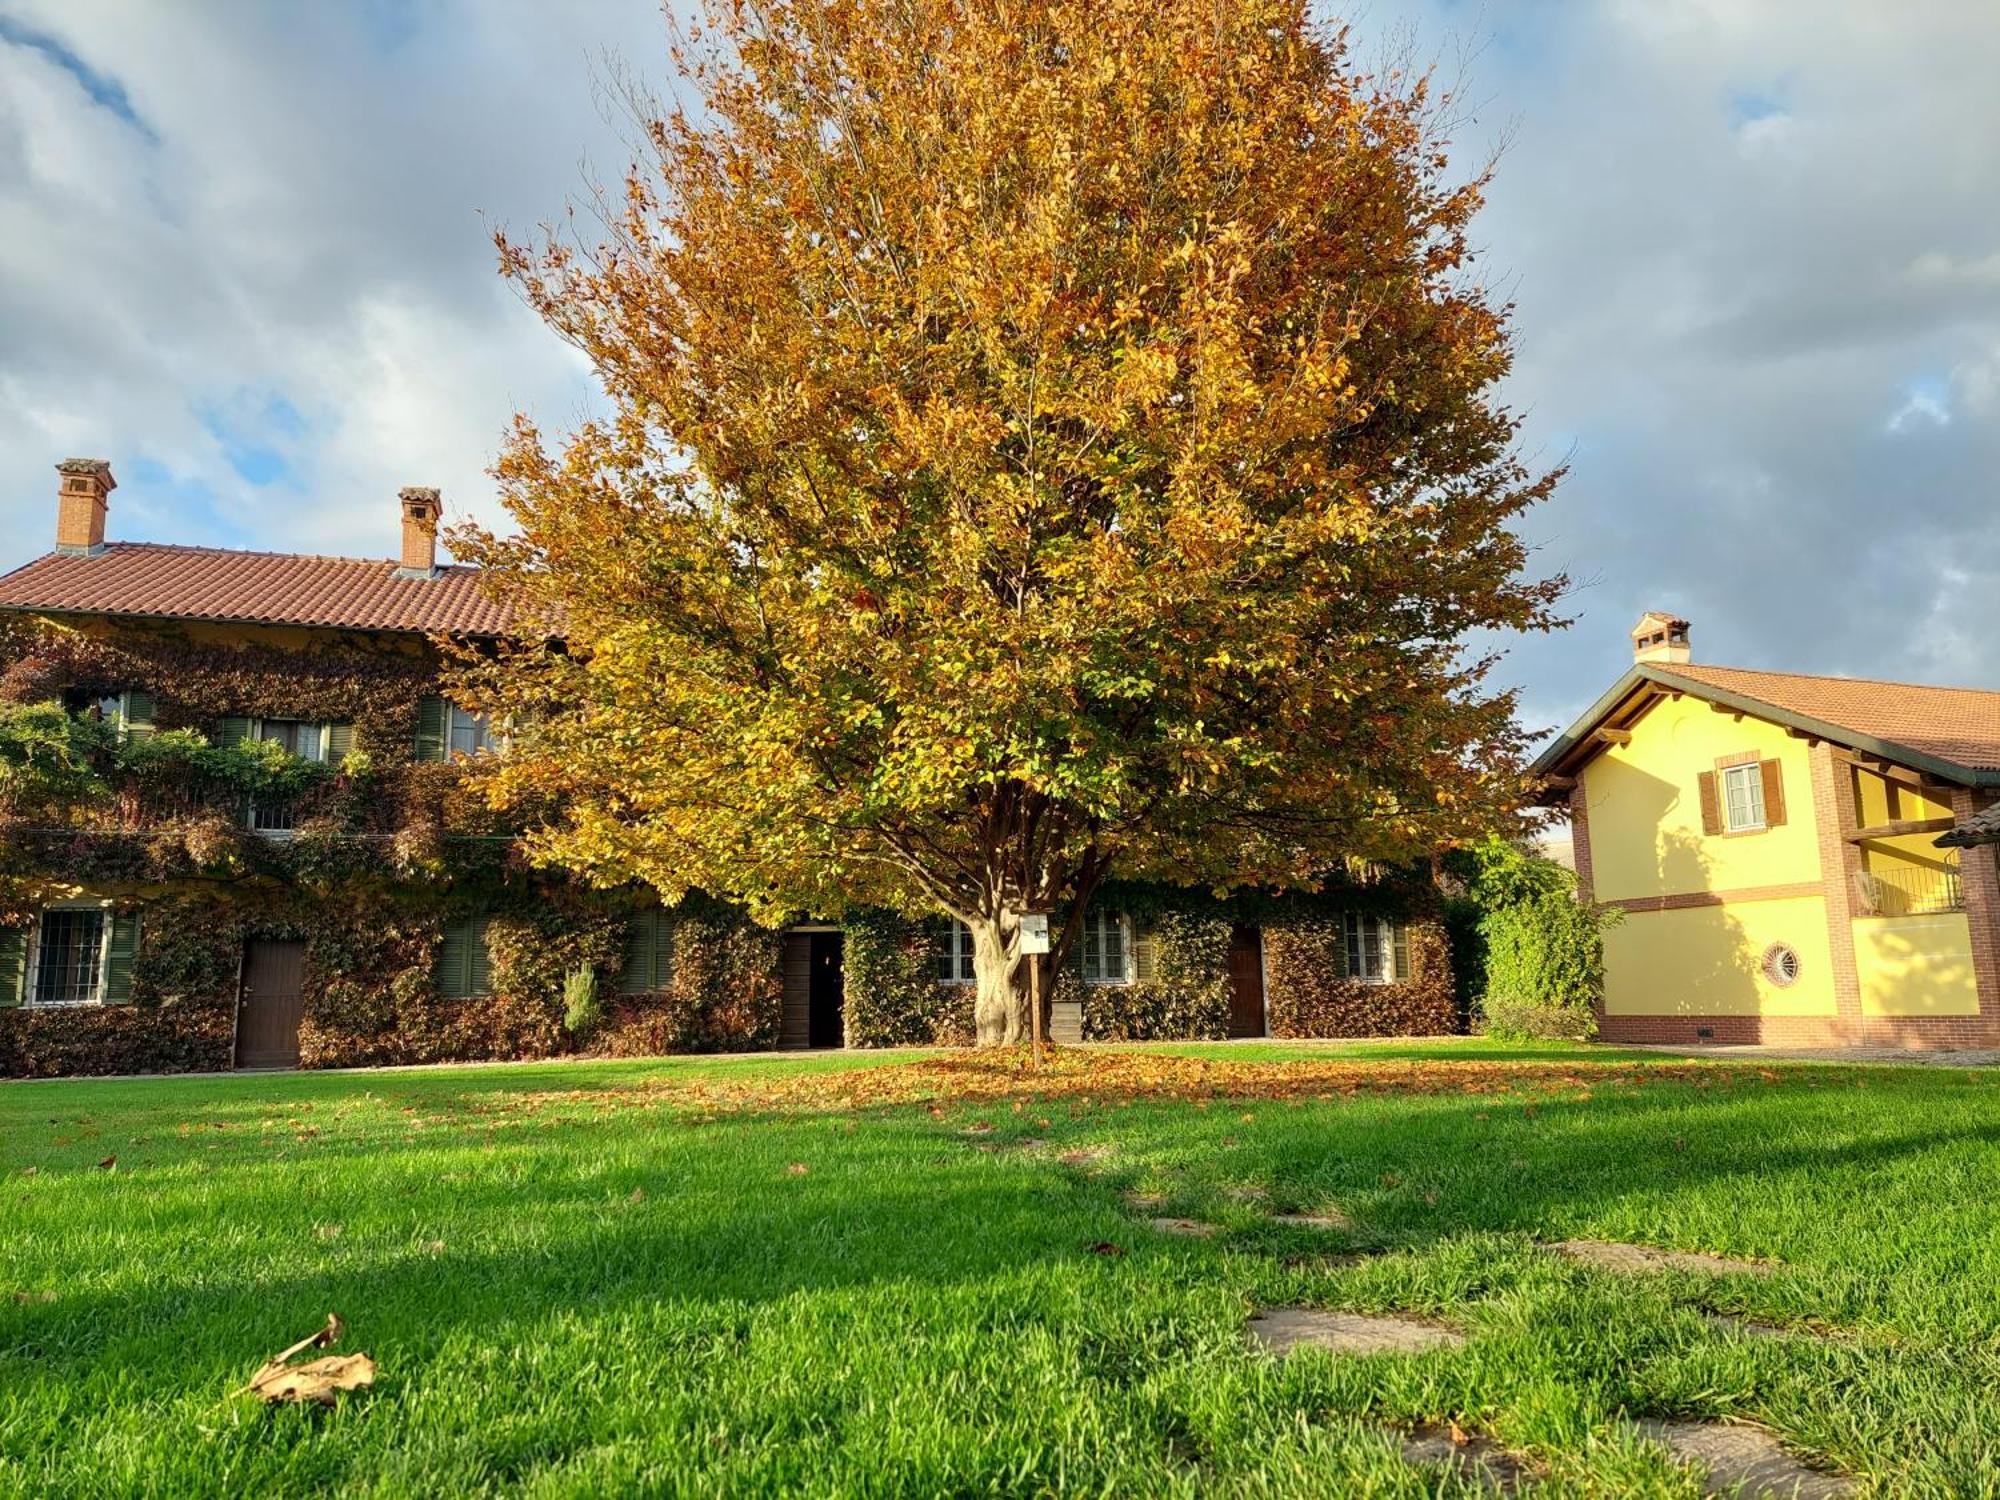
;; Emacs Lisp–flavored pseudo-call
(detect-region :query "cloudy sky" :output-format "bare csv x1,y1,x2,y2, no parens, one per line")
2,1,1996,736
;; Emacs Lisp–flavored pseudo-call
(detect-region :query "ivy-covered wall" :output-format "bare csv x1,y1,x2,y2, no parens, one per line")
0,617,1460,1077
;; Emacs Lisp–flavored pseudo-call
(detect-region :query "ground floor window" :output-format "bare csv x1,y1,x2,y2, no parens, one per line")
436,917,495,998
1080,911,1130,985
32,907,108,1005
936,920,977,984
1343,913,1409,983
620,908,675,994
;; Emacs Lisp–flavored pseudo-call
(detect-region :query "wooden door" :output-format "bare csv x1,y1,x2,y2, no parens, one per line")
808,933,845,1048
236,939,306,1069
1225,925,1265,1039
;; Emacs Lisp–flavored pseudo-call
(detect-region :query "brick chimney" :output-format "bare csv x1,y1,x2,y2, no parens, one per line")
396,486,442,578
1631,610,1691,665
55,459,115,556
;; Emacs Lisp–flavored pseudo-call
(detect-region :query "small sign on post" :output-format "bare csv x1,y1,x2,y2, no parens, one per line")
1020,913,1050,1070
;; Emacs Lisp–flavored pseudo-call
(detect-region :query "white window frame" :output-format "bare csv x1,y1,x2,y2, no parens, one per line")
937,920,977,984
1720,762,1766,833
250,717,332,763
446,704,501,759
24,902,112,1008
1343,912,1398,984
1080,911,1132,986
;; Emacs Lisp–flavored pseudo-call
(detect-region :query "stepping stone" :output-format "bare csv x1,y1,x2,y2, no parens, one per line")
1401,1424,1529,1493
1552,1239,1773,1277
1635,1420,1853,1499
1271,1211,1350,1231
1122,1190,1167,1211
1247,1307,1465,1357
1705,1313,1793,1340
1148,1217,1218,1238
1059,1147,1109,1167
1226,1185,1269,1203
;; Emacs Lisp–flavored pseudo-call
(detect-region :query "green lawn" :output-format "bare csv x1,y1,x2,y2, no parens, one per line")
5,1040,1999,1496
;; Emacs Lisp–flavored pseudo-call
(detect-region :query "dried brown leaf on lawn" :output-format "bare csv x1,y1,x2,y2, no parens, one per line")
241,1313,375,1407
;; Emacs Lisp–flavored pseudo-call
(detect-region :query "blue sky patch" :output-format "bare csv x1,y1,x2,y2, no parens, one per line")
0,14,157,142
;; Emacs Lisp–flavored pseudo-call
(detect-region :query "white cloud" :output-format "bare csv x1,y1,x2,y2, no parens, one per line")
2,0,1998,728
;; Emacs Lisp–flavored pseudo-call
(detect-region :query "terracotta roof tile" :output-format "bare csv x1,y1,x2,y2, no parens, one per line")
1653,662,2000,773
0,543,515,636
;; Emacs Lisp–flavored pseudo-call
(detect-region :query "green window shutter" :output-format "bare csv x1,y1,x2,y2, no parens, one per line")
214,715,253,748
122,690,156,738
469,919,494,995
619,912,653,995
1131,923,1159,983
103,912,140,1003
414,697,447,762
654,913,674,991
326,721,355,761
0,927,26,1007
1391,924,1411,983
437,921,469,998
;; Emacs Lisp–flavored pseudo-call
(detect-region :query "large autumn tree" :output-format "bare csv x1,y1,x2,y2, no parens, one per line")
456,0,1565,1045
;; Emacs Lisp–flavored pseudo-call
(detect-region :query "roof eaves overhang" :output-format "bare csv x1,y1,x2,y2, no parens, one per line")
1530,663,2000,794
0,600,508,642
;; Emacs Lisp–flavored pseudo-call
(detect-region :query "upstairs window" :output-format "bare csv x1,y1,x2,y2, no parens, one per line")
1720,762,1766,832
1343,914,1408,983
448,705,499,758
415,697,501,761
1079,911,1130,985
256,718,327,762
936,921,976,984
63,689,155,738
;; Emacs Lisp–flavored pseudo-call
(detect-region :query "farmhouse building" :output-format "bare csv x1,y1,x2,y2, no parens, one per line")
0,460,1452,1076
1535,613,2000,1047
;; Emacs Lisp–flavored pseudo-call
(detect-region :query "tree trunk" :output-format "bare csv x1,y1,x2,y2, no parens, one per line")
969,909,1029,1047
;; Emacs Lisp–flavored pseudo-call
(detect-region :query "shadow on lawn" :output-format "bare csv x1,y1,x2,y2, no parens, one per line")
13,1063,1998,1398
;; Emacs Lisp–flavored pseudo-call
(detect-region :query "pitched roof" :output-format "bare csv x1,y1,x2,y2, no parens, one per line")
0,542,515,637
1656,663,2000,774
1534,661,2000,789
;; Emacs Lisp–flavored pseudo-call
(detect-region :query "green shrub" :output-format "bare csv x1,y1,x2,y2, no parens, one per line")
562,965,603,1037
1466,837,1615,1042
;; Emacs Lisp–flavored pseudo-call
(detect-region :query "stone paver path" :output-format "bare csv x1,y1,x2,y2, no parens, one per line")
1400,1425,1528,1492
1635,1420,1853,1498
1247,1307,1465,1357
1552,1239,1774,1277
1270,1211,1349,1231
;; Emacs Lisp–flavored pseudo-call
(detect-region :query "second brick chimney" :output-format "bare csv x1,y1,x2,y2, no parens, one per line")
55,459,115,556
396,486,442,578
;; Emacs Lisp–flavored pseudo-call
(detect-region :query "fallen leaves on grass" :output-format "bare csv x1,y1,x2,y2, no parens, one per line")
415,1051,1740,1132
240,1314,375,1408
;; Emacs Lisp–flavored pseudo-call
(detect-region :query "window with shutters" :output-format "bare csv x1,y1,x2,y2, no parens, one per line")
1720,761,1766,832
619,908,675,994
1079,911,1131,985
19,905,138,1007
436,916,495,999
1343,913,1407,983
448,705,499,758
62,688,154,738
936,921,977,984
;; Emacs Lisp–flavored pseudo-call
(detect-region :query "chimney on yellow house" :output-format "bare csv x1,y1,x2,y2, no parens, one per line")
1631,610,1691,665
55,459,115,556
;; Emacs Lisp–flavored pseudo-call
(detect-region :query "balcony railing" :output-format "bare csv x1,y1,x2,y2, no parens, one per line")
1853,860,1964,916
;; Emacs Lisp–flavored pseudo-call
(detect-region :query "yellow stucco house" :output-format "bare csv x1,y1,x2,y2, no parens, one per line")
1534,614,2000,1047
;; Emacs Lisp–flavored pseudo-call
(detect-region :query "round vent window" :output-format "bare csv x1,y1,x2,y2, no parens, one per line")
1761,943,1801,988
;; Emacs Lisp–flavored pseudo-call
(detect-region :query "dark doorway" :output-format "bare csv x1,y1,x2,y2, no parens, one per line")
808,932,845,1048
1225,925,1266,1039
236,939,306,1069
